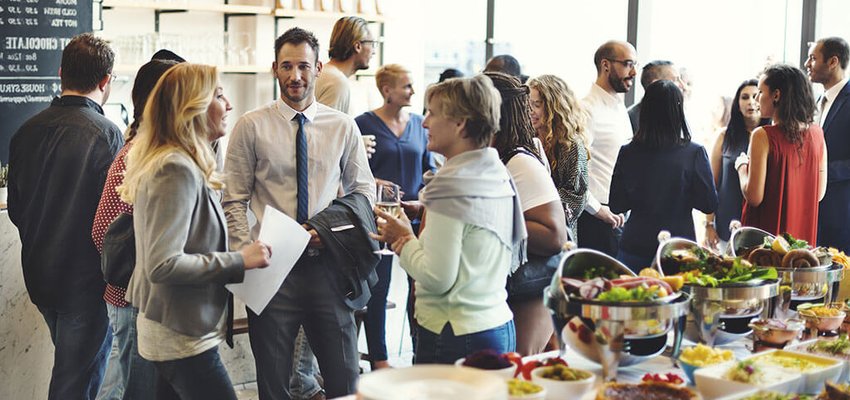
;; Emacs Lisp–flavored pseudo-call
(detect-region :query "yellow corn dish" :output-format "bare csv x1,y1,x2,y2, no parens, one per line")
680,344,734,367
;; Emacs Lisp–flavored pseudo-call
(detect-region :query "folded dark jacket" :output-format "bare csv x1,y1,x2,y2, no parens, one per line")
307,193,380,310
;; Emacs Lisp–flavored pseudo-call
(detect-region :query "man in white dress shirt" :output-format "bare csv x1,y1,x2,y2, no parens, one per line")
577,40,637,257
222,27,375,400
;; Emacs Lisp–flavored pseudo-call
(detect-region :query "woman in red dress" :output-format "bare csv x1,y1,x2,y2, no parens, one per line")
737,64,827,243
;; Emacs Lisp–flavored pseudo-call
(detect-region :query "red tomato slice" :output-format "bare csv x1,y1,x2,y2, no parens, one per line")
520,360,541,380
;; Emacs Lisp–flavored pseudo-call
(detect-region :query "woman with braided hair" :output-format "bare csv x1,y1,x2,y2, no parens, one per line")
484,71,568,356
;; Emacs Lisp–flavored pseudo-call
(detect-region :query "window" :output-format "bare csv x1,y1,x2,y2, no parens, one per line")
816,0,850,41
637,0,803,143
492,0,629,94
422,0,488,84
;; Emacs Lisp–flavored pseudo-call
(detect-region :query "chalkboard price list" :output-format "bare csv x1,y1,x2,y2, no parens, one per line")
0,0,91,162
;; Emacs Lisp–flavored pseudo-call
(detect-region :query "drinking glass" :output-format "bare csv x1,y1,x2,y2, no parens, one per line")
374,183,400,255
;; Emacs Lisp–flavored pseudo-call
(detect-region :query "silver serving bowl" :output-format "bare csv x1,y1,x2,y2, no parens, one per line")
545,247,690,382
729,225,842,303
652,234,780,346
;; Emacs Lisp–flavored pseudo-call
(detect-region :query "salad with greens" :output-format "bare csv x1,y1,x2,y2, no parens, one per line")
663,248,777,287
762,233,809,251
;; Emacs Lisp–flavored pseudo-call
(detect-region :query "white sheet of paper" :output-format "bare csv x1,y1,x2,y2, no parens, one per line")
226,205,310,315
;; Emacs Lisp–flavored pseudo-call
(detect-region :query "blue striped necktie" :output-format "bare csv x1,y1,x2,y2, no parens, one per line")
294,113,308,223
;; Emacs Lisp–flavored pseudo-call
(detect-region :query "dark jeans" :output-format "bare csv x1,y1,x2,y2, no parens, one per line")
37,301,112,400
364,254,393,362
415,320,516,365
154,347,236,400
577,211,622,257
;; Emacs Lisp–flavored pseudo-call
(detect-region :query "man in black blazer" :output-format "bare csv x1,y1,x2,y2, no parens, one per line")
808,37,850,252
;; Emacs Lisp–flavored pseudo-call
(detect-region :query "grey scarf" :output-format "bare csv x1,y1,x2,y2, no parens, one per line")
419,148,528,272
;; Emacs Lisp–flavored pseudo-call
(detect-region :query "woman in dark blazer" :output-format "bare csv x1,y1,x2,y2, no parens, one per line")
609,79,718,270
119,63,271,400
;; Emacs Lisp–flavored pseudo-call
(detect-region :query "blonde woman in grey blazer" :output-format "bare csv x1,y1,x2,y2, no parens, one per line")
119,63,271,400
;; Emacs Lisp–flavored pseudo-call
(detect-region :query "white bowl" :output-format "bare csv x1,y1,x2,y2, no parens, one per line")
358,365,508,400
693,360,802,400
530,366,596,399
455,357,517,380
745,349,843,394
786,339,850,383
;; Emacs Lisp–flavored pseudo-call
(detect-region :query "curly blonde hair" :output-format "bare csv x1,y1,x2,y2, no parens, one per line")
118,63,222,203
527,75,589,171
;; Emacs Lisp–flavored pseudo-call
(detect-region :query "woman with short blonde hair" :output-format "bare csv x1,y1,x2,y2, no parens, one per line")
373,74,525,364
119,63,271,399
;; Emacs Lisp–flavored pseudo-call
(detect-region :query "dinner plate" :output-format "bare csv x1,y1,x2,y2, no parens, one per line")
357,365,508,400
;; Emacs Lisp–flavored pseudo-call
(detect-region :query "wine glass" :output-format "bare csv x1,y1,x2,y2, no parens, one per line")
374,182,400,255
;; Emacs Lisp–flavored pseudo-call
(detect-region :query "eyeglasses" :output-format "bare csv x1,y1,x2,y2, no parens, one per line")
606,59,638,70
360,39,380,47
109,73,120,83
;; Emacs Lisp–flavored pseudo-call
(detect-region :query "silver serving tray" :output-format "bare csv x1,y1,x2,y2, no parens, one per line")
565,291,691,321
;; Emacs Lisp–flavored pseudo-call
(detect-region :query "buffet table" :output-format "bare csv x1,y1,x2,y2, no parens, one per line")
335,339,756,400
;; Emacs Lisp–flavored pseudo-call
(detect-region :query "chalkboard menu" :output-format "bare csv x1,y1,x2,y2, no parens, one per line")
0,0,92,163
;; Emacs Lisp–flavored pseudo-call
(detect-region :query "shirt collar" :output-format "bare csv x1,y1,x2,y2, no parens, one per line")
53,95,105,115
276,98,318,122
825,76,849,103
589,82,623,107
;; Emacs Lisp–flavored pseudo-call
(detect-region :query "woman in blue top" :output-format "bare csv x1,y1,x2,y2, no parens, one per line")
355,64,434,369
609,79,718,270
703,79,768,251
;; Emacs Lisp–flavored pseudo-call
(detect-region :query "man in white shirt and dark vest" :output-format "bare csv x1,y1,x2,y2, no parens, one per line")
578,40,637,257
222,27,375,400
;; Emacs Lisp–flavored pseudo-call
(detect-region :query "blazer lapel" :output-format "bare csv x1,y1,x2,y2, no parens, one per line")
207,188,229,250
823,82,850,133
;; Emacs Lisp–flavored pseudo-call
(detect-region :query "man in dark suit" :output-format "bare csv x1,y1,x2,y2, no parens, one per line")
808,37,850,252
627,60,681,134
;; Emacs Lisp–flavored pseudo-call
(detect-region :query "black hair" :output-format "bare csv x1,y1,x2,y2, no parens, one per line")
818,37,850,70
438,68,464,83
722,79,769,153
485,55,522,77
275,27,320,63
484,71,542,163
593,41,620,73
151,49,186,62
635,80,691,149
128,59,180,140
